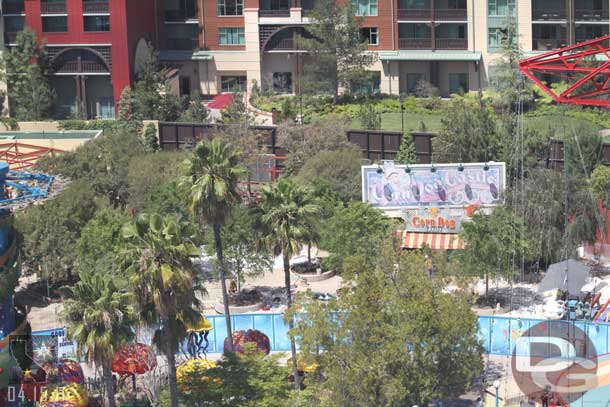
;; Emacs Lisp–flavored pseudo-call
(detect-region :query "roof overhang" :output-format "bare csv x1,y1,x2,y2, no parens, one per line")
379,50,482,62
158,50,213,61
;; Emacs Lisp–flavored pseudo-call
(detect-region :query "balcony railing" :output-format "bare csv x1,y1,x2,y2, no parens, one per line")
575,8,609,21
436,38,467,49
532,9,566,20
533,38,567,51
3,2,25,14
41,1,67,14
259,9,291,17
82,1,109,14
399,38,432,49
55,60,109,74
166,38,199,51
397,8,466,20
164,10,198,21
397,9,431,20
266,38,305,51
435,8,467,20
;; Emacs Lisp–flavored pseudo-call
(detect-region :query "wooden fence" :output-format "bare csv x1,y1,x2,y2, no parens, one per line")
346,130,434,163
547,138,610,171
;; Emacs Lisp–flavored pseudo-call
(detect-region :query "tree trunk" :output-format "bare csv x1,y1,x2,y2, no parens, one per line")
214,222,233,352
284,251,301,390
164,324,180,407
103,365,116,407
485,272,489,298
307,244,311,263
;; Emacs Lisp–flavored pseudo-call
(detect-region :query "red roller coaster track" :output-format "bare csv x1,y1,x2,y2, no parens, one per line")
520,34,610,106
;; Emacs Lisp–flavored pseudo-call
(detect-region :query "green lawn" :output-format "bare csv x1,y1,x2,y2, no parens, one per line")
352,112,444,133
352,112,606,136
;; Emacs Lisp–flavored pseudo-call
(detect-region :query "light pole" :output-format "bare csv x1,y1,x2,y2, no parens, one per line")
400,96,405,133
493,380,501,407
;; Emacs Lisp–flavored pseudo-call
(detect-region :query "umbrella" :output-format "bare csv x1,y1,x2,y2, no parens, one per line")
538,259,590,296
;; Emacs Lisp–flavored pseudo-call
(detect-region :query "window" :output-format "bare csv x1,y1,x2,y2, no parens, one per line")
351,0,378,16
352,71,381,95
84,16,110,32
488,27,517,49
406,73,424,93
180,77,192,97
166,24,199,50
217,0,243,15
273,72,292,93
221,75,247,92
449,73,468,95
42,16,67,32
219,27,245,45
360,27,379,45
4,16,24,32
488,0,516,16
164,0,198,20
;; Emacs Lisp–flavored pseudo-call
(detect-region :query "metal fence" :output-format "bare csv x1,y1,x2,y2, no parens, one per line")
33,314,610,357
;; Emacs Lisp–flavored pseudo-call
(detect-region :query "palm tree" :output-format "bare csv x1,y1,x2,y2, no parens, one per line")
253,179,320,388
62,271,137,407
120,213,204,407
183,138,244,352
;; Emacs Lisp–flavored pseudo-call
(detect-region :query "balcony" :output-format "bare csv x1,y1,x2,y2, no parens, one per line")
575,8,609,21
533,38,567,51
3,1,24,14
436,38,467,49
165,10,198,22
397,9,432,20
435,8,467,21
82,1,109,14
532,9,566,21
399,38,432,49
166,38,199,50
55,60,109,74
41,1,67,14
259,9,290,17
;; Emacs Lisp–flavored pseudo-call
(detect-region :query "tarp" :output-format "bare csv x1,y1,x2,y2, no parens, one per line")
208,93,234,109
538,259,590,296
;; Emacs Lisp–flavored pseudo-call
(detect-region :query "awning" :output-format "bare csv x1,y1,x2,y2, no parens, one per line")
379,51,482,62
402,232,464,250
158,50,213,61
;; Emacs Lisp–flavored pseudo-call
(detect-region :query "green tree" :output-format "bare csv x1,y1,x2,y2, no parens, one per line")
358,102,381,130
76,208,126,272
434,94,504,163
489,19,531,112
301,0,377,102
395,134,418,165
319,201,391,272
16,180,101,285
253,179,320,388
130,48,183,121
295,146,362,202
277,115,353,173
591,165,610,208
62,271,137,407
205,205,272,291
36,129,146,205
178,344,295,407
458,207,530,296
179,92,210,123
120,213,203,407
183,139,244,352
221,93,251,125
2,28,54,120
143,123,160,152
288,250,484,406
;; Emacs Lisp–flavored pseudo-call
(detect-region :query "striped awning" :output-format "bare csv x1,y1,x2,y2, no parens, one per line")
402,232,464,250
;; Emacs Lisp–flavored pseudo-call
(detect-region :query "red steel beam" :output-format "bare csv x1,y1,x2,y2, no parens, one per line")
520,34,610,106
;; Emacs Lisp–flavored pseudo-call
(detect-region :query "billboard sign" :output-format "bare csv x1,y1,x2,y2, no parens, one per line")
362,162,506,210
402,207,465,233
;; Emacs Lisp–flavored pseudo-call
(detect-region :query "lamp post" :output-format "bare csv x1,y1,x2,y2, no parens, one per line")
493,380,501,407
400,96,405,133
